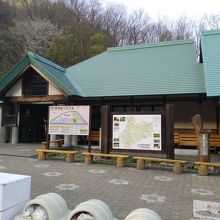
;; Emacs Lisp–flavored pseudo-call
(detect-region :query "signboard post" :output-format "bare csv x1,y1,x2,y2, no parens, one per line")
48,105,90,136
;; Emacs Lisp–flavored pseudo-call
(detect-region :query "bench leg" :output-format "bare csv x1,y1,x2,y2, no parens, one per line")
173,162,183,174
85,155,93,165
66,153,74,163
38,152,46,160
198,165,208,176
136,159,145,170
116,158,125,168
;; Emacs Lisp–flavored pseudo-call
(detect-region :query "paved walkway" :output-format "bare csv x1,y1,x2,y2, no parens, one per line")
0,144,220,220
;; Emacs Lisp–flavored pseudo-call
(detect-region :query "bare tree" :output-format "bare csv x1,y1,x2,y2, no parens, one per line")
15,17,63,55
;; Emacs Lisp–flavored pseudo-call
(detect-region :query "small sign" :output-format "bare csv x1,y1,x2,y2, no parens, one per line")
193,200,220,219
49,106,90,135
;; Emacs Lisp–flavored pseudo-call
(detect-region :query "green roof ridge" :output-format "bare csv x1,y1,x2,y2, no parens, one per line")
202,29,220,36
27,52,66,73
107,39,194,52
65,73,87,97
28,56,73,95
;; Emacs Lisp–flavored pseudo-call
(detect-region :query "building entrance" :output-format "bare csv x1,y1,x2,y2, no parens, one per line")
19,104,48,143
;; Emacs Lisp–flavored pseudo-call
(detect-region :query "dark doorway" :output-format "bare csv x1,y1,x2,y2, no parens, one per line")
19,104,48,143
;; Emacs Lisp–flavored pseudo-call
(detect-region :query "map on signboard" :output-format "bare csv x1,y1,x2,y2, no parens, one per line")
50,111,88,125
49,106,90,136
112,114,161,151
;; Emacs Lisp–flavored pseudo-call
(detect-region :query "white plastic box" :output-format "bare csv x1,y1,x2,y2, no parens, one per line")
0,173,31,220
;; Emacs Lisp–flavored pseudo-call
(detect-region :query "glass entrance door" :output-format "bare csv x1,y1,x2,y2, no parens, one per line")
19,104,48,143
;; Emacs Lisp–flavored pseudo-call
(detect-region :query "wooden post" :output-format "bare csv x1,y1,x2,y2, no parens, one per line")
101,105,110,154
85,155,93,165
166,104,174,159
45,106,50,149
116,157,125,168
198,164,208,176
173,162,183,174
66,153,74,163
192,114,210,162
216,102,219,134
88,105,92,153
136,159,145,170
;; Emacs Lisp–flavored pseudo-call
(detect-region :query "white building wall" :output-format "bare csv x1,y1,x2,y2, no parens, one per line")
48,83,63,95
5,80,63,97
5,79,22,97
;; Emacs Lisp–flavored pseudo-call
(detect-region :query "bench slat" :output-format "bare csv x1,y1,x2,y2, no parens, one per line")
36,149,77,154
83,152,128,158
133,156,187,164
194,162,220,167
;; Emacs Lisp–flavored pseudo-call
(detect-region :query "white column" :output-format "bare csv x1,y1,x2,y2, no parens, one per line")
71,135,78,146
11,127,19,144
64,135,71,146
0,127,6,143
0,105,6,143
50,134,57,141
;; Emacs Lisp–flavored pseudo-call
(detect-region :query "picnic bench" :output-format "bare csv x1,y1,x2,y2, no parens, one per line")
174,132,220,150
133,156,188,174
36,149,78,163
82,152,129,168
86,131,100,142
42,139,64,148
194,161,220,176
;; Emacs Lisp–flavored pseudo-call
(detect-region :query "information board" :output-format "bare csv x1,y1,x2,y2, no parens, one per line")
112,114,161,150
49,105,90,135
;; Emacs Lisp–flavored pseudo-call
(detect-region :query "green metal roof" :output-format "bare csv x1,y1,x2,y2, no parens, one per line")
0,52,81,96
201,29,220,97
66,40,205,97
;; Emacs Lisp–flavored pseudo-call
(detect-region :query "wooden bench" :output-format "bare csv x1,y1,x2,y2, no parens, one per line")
36,149,78,163
179,133,198,147
133,157,188,174
42,139,64,148
209,135,220,151
174,132,180,145
85,131,100,143
194,161,220,176
82,152,129,168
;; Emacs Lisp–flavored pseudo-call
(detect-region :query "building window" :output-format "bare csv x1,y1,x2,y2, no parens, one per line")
23,68,48,96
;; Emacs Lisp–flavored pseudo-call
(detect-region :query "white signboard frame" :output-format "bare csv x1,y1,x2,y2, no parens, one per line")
48,105,90,135
112,114,162,151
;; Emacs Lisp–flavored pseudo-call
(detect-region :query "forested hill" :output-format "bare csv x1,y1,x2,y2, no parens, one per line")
0,0,220,77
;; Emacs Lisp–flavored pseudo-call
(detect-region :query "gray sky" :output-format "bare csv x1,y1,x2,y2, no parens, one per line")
104,0,220,20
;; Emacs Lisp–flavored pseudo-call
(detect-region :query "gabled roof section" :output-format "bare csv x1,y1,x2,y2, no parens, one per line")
0,52,82,96
66,40,205,97
201,29,220,97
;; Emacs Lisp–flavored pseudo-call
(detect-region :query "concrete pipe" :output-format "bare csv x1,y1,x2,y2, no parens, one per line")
124,208,162,220
68,199,113,220
14,193,70,220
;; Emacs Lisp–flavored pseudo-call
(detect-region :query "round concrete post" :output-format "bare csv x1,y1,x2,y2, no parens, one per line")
64,135,72,146
0,126,6,143
68,199,113,220
71,135,78,146
125,208,162,220
11,126,19,144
